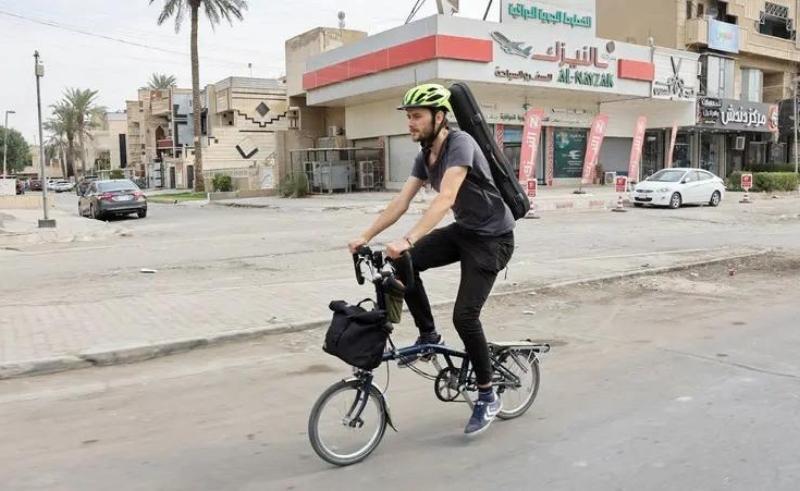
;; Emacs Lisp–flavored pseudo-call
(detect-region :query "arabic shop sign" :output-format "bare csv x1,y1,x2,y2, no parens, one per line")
506,3,592,29
494,67,614,88
652,56,695,100
697,97,779,132
557,68,614,88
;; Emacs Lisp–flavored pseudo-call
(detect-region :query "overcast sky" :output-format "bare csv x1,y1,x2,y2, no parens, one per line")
0,0,498,143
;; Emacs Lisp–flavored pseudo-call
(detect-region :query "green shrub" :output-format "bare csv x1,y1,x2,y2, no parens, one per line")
110,169,124,179
743,163,797,173
212,174,233,192
728,171,798,192
278,173,309,198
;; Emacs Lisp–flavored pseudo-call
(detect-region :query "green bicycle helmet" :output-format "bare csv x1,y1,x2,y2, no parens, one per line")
398,83,453,113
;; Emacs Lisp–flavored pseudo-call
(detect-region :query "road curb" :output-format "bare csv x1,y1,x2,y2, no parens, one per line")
0,248,769,380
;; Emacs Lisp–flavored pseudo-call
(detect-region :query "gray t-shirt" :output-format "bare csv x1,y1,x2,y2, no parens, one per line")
411,130,514,236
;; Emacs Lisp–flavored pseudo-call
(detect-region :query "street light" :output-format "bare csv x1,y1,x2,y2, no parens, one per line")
34,50,55,228
2,110,15,179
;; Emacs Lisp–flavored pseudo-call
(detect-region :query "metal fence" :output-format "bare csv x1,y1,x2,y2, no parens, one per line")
288,147,384,194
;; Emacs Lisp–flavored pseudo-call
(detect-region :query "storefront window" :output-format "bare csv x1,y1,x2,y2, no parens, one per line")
500,125,522,177
747,141,768,168
699,133,724,176
553,129,587,178
673,132,692,167
642,131,664,178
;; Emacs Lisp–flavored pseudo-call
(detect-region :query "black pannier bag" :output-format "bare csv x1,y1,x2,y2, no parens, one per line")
322,299,391,370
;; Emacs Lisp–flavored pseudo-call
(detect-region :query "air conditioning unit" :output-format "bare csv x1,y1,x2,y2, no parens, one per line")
734,136,746,150
359,160,377,189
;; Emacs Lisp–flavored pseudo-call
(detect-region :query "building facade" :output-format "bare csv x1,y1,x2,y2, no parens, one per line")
126,87,194,188
85,111,129,177
295,1,702,189
598,0,800,175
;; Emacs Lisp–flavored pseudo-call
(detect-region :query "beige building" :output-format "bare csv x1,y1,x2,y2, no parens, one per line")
85,111,129,177
598,0,800,174
126,87,194,188
126,79,290,191
280,27,370,189
198,76,290,191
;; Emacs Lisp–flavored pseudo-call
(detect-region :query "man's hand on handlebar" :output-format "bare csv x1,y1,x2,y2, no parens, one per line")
386,239,411,259
348,237,369,254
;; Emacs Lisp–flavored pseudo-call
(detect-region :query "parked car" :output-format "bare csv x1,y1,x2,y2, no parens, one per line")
632,168,725,209
76,177,98,196
52,180,75,193
29,179,42,191
79,179,147,220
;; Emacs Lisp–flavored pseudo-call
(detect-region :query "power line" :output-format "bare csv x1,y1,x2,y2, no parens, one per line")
0,8,254,68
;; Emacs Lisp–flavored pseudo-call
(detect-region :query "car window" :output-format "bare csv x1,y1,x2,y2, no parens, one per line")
97,180,139,192
647,169,686,182
683,172,698,183
699,171,713,181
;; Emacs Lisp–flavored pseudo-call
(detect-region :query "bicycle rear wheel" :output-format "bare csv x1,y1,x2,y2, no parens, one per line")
496,349,540,420
308,379,387,466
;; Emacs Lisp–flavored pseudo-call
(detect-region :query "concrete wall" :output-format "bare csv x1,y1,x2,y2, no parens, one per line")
597,0,679,47
285,27,367,97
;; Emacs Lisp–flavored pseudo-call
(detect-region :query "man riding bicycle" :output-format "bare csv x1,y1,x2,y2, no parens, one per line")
348,83,515,436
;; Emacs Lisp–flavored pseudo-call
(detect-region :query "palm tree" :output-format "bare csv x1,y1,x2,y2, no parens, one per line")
44,102,77,178
150,0,248,192
148,73,177,90
64,88,106,178
44,131,68,178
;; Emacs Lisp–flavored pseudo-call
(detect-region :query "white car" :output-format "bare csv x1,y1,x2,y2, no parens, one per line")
633,168,725,209
51,180,75,193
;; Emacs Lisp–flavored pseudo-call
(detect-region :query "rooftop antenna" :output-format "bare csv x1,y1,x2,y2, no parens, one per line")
337,11,346,29
405,0,427,24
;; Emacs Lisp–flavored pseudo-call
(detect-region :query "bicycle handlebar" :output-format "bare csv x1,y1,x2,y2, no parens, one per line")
352,245,414,290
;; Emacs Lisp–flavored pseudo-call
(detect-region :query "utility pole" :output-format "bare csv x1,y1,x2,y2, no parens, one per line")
35,51,55,228
794,77,799,175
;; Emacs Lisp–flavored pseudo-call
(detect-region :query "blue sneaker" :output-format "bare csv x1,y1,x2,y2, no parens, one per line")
464,391,502,435
397,332,443,367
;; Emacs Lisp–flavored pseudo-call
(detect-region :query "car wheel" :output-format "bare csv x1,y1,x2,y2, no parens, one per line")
709,191,721,207
137,209,147,218
669,192,682,209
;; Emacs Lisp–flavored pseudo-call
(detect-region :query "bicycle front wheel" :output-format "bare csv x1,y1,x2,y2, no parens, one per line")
496,349,541,420
308,379,387,466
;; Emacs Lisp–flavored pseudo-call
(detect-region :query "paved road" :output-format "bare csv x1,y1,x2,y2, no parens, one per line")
2,256,798,490
1,192,799,367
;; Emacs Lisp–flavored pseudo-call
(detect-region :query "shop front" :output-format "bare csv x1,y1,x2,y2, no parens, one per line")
695,97,780,176
300,1,698,188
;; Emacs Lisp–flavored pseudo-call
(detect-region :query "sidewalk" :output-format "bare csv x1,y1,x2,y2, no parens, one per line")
211,186,800,214
0,209,129,247
211,186,629,214
0,242,765,379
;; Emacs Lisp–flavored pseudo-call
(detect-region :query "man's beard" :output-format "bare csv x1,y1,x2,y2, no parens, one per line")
411,126,433,142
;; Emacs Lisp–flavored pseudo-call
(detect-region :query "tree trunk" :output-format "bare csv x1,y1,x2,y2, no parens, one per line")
60,145,67,178
66,138,75,178
190,6,205,192
77,128,86,178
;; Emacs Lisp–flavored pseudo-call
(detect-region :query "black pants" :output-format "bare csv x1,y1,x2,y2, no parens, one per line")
403,223,514,386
